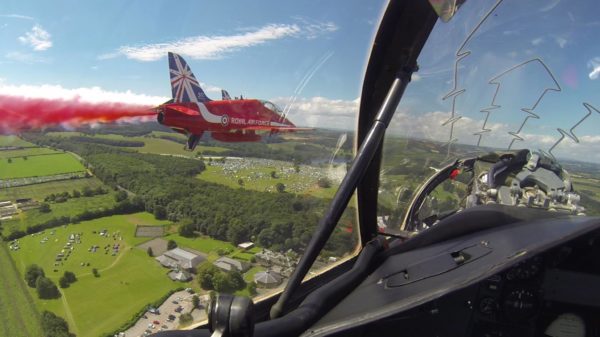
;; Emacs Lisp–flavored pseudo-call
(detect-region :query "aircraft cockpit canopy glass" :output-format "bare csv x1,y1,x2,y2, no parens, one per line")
379,0,600,235
0,1,383,336
262,100,283,114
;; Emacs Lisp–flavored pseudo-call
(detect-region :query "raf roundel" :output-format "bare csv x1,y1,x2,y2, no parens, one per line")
221,114,230,127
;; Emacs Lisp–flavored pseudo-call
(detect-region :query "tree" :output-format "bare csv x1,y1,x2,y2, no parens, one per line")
197,263,219,290
25,264,45,288
317,177,332,188
192,295,200,309
72,189,81,198
147,247,154,257
270,170,277,178
167,239,177,250
58,276,70,289
39,203,51,213
153,205,167,220
275,183,285,193
63,271,76,283
237,178,244,186
247,282,257,296
115,190,128,202
36,276,60,299
179,313,193,326
212,272,232,293
23,156,28,161
228,271,246,291
7,158,12,164
92,268,99,277
41,311,75,337
179,222,196,238
82,186,93,197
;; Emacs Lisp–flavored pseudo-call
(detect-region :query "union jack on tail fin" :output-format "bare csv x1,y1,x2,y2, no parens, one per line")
168,52,211,104
221,89,232,100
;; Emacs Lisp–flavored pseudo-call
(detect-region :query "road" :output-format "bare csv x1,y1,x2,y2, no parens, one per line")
124,290,208,337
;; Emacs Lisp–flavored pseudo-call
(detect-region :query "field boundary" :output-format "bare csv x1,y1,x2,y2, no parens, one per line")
0,172,87,189
0,242,43,336
3,152,62,159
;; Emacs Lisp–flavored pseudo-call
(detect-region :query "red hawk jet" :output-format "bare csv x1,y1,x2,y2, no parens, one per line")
156,52,307,150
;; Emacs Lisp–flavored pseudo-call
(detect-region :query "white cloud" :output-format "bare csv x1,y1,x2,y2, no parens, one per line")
5,51,49,63
555,36,567,48
531,37,544,46
291,17,338,39
540,0,561,12
0,83,168,105
200,82,222,94
271,96,359,129
0,14,34,20
100,21,338,62
18,24,52,51
588,57,600,80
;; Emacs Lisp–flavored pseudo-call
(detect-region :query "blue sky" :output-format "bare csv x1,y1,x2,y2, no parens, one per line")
3,0,600,162
385,0,600,162
0,0,385,128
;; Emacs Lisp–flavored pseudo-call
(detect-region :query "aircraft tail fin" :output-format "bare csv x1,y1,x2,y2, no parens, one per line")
221,89,232,100
168,52,211,103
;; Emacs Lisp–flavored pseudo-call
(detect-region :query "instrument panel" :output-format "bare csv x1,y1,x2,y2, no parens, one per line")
469,239,600,337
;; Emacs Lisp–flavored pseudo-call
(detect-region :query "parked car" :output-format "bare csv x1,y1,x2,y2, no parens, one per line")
171,300,178,305
153,320,160,325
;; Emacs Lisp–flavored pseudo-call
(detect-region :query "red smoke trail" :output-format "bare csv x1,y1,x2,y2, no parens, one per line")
0,95,157,133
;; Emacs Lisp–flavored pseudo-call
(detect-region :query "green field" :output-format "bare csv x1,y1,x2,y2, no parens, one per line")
2,193,117,237
0,135,36,147
0,153,86,179
0,147,58,159
46,132,229,156
0,243,44,337
9,212,177,337
0,177,105,202
197,163,337,199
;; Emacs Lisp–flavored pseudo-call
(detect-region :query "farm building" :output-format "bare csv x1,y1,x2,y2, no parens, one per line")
155,248,205,270
254,270,282,288
237,242,254,250
168,270,192,282
213,256,250,273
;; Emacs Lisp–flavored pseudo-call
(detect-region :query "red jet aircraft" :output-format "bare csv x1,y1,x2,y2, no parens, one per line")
156,52,307,150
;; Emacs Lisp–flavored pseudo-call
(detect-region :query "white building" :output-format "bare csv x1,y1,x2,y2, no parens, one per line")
156,248,205,270
213,256,250,273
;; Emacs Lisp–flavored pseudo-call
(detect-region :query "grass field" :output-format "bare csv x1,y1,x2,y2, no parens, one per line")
0,153,86,179
0,147,58,159
0,242,44,337
9,212,177,337
0,135,36,147
1,193,117,237
0,177,105,202
47,132,229,156
197,163,338,199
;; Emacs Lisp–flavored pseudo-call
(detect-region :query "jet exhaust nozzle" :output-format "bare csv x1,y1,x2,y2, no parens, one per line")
157,112,165,124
